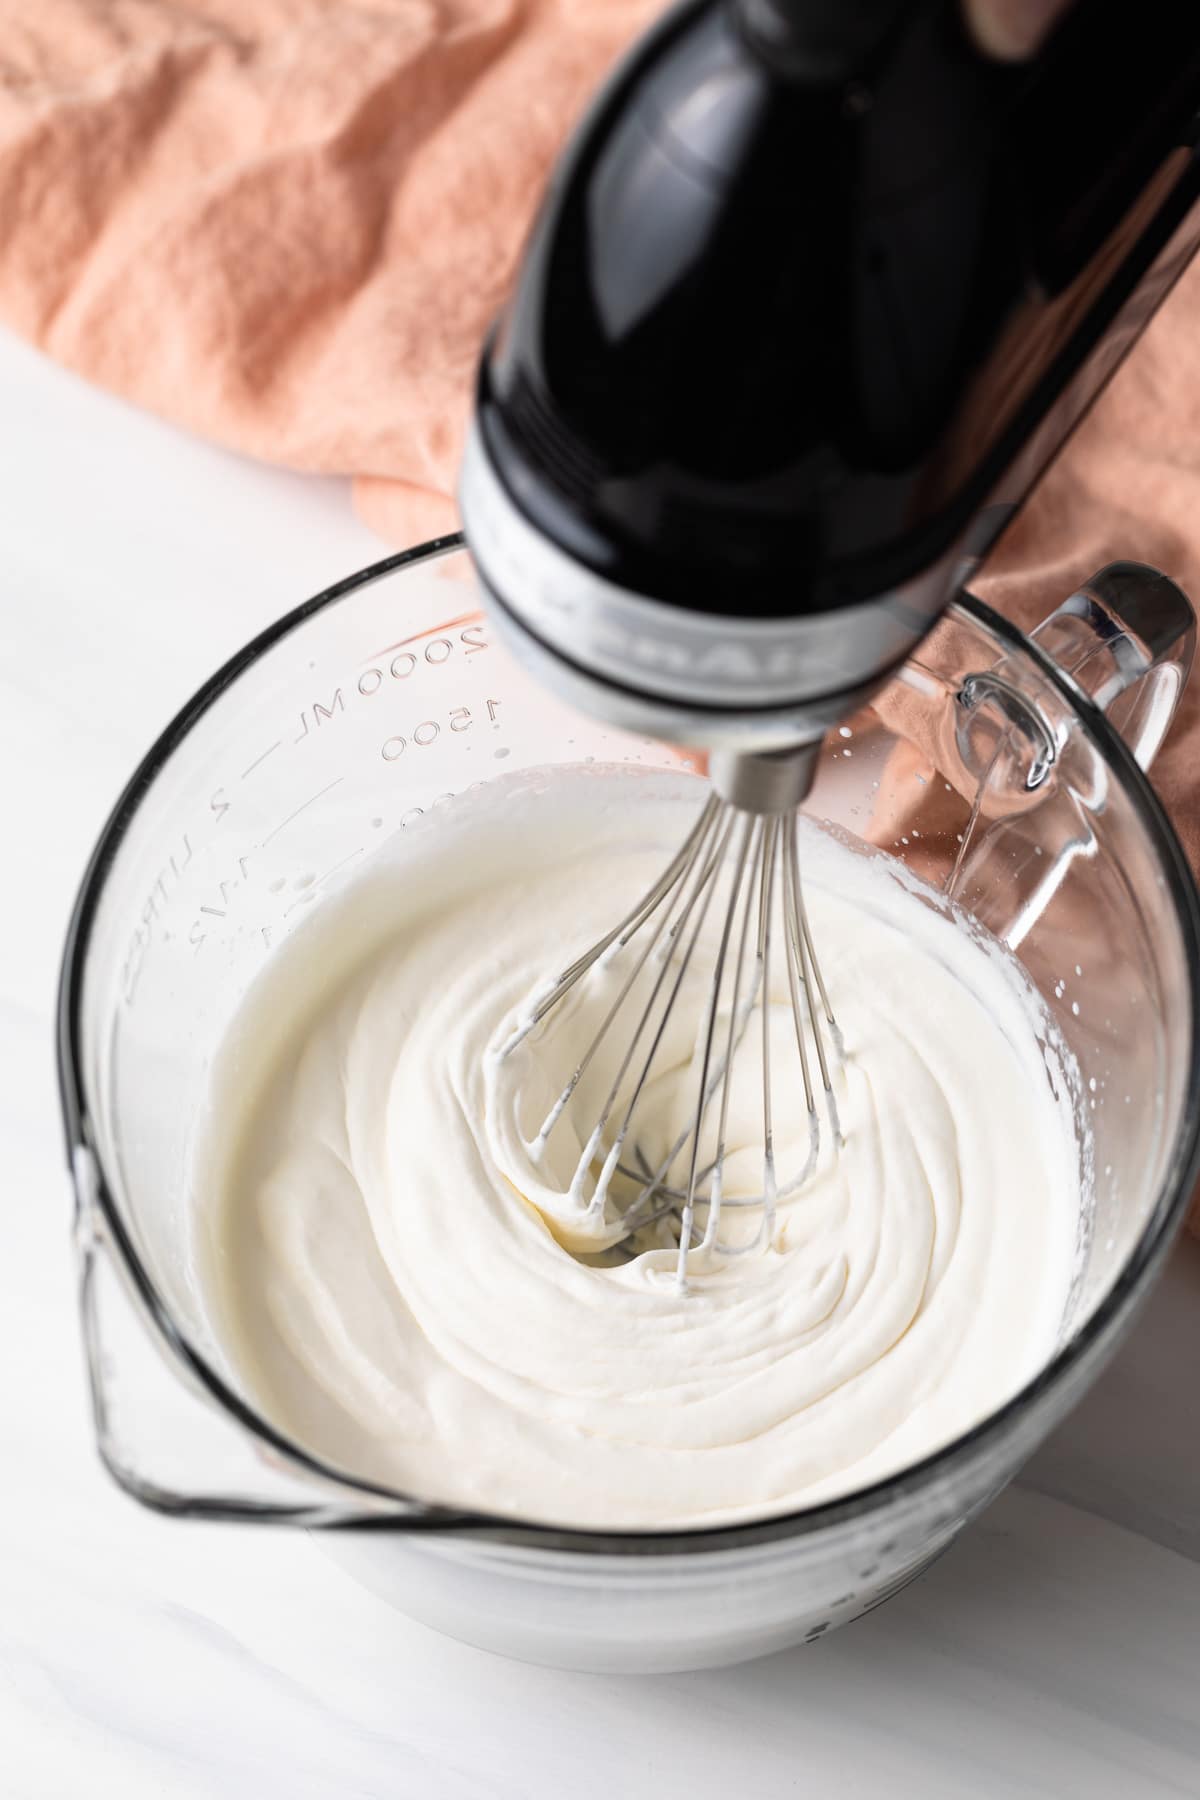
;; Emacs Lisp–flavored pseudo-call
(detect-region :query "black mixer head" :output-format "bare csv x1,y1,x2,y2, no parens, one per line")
460,0,1200,752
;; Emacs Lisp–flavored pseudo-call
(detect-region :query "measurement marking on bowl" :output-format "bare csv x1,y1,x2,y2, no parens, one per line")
283,847,365,916
367,610,485,662
261,778,344,848
241,740,282,781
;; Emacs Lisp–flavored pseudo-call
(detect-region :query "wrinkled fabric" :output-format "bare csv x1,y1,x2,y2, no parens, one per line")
0,0,660,541
2,1,1198,1228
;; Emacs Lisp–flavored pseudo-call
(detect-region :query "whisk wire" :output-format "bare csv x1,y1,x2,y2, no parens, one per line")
784,812,841,1146
675,811,757,1288
780,821,817,1118
575,803,735,1216
696,815,760,1260
759,816,780,1254
530,797,723,1151
498,784,844,1270
501,793,722,1055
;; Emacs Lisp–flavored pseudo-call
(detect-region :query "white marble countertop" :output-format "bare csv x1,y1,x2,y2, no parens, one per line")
3,326,1199,1799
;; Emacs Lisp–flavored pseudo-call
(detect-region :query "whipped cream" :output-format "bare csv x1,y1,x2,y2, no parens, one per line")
196,766,1084,1528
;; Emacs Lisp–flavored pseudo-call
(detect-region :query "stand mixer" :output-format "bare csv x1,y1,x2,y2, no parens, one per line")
460,0,1200,1273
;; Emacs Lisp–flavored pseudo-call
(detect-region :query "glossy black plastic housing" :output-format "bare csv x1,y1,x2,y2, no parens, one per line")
477,0,1200,620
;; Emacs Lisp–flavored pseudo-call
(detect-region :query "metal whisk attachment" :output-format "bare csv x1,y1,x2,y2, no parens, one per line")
499,759,843,1287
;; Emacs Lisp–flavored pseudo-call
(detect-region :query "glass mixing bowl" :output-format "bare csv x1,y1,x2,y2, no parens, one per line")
58,539,1200,1674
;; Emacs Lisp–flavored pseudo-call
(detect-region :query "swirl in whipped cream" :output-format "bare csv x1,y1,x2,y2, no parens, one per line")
197,768,1082,1529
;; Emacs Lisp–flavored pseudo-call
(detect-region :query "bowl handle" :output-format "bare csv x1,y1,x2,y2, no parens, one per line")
1029,561,1195,773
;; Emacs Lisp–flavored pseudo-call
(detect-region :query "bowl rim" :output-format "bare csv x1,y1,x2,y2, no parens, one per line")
56,534,1200,1554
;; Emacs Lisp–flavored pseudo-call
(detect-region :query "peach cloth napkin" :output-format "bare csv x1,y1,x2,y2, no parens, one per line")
0,0,661,540
3,2,1199,1224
